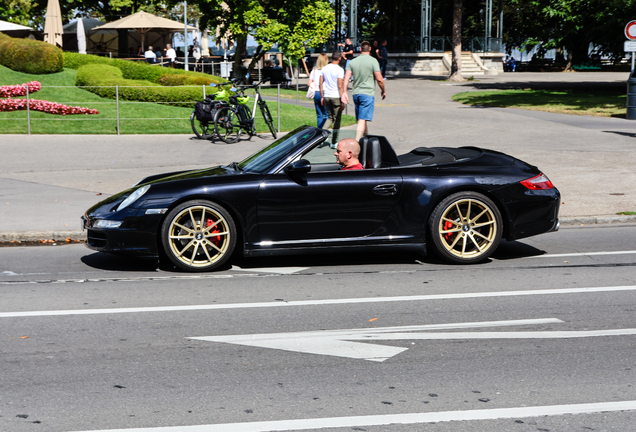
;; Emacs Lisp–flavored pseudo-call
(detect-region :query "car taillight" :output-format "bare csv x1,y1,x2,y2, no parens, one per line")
520,173,554,190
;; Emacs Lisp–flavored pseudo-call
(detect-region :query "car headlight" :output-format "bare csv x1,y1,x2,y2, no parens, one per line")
118,185,150,211
93,220,123,229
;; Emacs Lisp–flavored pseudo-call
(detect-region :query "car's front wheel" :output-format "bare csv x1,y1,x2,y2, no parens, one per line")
161,200,236,272
428,192,502,264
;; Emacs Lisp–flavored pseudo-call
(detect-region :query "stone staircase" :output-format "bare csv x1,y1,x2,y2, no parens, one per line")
442,52,497,76
461,53,485,75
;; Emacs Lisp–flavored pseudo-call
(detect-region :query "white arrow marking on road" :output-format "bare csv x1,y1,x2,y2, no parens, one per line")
189,318,571,362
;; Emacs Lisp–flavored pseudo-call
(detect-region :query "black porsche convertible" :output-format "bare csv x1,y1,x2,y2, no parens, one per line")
82,126,560,271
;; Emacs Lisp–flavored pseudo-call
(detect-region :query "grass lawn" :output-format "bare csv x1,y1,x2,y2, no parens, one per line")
452,89,627,118
0,65,355,134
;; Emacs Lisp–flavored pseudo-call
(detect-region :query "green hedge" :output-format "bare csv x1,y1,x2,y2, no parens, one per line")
64,52,224,86
0,33,64,74
75,63,215,106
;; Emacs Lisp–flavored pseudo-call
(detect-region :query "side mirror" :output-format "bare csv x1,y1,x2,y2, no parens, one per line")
245,73,250,79
285,159,311,173
209,83,217,87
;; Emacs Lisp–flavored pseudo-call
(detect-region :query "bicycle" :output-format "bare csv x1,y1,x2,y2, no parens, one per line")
190,86,231,140
214,76,277,144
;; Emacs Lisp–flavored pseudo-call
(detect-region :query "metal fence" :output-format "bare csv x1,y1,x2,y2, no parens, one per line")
0,84,283,135
427,37,503,53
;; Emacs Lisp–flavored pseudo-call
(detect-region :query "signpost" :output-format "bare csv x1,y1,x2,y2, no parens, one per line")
625,21,636,119
625,20,636,72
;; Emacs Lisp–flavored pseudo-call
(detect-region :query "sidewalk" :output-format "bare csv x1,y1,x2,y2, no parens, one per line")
1,72,635,242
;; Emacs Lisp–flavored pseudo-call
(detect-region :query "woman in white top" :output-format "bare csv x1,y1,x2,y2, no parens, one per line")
307,53,329,128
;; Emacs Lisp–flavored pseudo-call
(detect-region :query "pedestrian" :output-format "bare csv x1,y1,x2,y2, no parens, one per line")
377,39,388,79
307,53,329,128
342,41,386,141
337,38,356,71
164,44,176,67
371,40,379,61
319,51,345,140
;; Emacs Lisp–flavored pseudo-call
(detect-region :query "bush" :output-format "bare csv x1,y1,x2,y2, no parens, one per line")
64,52,224,85
75,63,214,107
159,74,215,87
0,33,64,74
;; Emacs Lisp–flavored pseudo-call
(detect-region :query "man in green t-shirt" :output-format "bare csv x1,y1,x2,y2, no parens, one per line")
341,41,386,141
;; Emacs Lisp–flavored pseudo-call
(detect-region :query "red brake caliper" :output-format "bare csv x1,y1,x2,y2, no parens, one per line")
206,219,221,245
443,221,454,242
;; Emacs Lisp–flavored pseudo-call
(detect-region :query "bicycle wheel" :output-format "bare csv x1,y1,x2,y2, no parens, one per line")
190,111,213,140
214,106,242,144
259,101,277,138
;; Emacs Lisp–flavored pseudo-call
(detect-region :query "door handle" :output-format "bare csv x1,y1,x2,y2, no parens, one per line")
373,184,398,196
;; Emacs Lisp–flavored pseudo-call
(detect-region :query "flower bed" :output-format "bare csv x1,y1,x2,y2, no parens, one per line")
0,81,99,115
0,98,99,115
0,81,41,97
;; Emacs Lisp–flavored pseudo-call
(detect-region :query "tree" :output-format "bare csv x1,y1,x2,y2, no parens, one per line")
448,0,464,81
0,0,39,27
194,0,334,78
505,0,636,70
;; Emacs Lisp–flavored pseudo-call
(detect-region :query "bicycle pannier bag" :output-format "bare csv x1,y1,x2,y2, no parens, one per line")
194,101,214,122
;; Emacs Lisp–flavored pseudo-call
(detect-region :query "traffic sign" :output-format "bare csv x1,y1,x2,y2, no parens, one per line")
626,21,636,40
626,41,636,52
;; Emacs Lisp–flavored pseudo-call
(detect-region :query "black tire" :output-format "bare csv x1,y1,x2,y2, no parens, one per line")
259,100,277,138
214,106,242,143
161,200,237,272
428,191,502,264
190,111,213,140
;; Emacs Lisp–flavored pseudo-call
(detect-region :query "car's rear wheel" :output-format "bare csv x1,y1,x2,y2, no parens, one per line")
161,200,236,272
428,192,502,264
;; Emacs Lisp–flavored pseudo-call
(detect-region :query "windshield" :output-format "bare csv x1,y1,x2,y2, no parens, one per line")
239,127,320,173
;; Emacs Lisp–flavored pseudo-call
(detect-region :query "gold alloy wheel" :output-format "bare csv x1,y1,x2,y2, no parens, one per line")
437,198,498,260
166,205,231,268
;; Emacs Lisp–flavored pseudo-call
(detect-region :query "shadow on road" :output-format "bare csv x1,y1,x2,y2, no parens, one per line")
80,241,546,273
492,240,545,260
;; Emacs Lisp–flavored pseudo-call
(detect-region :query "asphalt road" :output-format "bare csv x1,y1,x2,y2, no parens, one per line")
2,223,636,431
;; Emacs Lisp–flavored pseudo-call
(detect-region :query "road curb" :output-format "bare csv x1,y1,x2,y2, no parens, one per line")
559,215,636,226
0,231,86,243
0,215,635,244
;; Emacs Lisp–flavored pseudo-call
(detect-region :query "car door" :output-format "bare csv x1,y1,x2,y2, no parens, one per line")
256,168,403,243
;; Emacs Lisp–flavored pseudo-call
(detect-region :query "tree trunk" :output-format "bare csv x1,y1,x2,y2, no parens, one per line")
233,37,247,80
448,0,464,82
555,46,565,65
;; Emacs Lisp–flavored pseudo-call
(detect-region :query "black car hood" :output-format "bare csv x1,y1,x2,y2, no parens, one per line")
88,165,235,213
139,166,233,185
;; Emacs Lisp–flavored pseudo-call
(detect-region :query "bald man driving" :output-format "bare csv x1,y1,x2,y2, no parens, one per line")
334,138,364,170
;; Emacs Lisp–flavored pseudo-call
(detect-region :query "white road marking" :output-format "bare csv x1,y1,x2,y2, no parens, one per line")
1,285,636,319
530,250,636,258
189,319,636,362
231,265,309,274
190,318,563,362
70,400,636,432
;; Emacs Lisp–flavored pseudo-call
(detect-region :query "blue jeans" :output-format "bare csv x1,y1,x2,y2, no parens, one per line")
314,91,328,128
